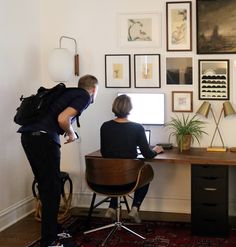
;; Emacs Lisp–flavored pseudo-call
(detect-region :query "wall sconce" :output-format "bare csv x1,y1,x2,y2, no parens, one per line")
196,101,236,152
48,36,79,82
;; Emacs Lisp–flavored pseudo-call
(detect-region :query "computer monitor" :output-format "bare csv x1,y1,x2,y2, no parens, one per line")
118,92,165,125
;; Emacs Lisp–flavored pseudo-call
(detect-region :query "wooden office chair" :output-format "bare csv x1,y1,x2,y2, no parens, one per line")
84,157,154,246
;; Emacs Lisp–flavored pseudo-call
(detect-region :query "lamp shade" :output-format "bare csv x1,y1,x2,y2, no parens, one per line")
223,101,236,117
48,48,74,82
196,101,211,118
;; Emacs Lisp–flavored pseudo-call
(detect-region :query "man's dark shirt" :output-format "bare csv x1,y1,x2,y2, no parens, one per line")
18,88,91,145
100,120,157,159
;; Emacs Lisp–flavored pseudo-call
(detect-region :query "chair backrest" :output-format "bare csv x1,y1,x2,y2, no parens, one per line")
85,157,145,186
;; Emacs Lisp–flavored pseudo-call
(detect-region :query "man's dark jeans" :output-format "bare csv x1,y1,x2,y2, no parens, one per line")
21,132,61,247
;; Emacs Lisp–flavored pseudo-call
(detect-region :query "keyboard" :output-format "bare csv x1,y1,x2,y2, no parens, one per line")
156,143,173,150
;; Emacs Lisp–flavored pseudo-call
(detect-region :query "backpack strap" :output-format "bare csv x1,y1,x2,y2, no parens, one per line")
76,115,80,128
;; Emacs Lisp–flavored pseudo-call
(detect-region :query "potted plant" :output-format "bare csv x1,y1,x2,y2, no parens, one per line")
164,114,207,152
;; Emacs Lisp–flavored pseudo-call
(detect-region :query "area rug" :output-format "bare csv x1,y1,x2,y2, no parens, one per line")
28,216,236,247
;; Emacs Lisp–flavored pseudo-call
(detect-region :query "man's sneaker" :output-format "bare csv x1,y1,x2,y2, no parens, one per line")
104,207,116,220
48,242,63,247
128,206,141,223
57,232,72,239
49,232,78,247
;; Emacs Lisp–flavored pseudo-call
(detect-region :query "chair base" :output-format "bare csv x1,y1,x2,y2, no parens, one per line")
84,221,145,246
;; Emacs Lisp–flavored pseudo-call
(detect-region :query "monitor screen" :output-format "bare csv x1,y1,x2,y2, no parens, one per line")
118,93,165,125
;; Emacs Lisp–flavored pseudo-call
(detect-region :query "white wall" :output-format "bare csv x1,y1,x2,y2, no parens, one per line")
0,0,42,231
1,0,236,231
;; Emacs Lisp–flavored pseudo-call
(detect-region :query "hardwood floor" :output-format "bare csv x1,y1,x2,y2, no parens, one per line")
0,213,41,247
0,207,190,247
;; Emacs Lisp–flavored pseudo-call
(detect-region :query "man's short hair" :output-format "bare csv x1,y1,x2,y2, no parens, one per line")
78,74,98,90
112,94,132,118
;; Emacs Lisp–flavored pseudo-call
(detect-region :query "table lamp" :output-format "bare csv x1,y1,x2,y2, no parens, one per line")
196,101,236,152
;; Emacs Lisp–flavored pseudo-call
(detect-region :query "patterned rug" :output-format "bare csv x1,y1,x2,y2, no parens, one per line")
28,216,236,247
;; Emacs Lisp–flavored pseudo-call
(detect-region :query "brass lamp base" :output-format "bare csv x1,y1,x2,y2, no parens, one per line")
207,146,227,152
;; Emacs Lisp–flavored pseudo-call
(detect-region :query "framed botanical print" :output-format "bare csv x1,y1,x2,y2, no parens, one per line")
119,12,162,48
105,54,131,88
166,1,192,51
197,0,236,54
134,54,161,88
172,91,193,112
166,57,193,85
198,60,229,100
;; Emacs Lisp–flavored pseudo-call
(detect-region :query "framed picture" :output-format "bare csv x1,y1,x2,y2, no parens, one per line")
197,0,236,54
119,12,162,48
198,60,229,100
166,57,193,85
172,91,193,112
134,54,161,88
105,54,131,88
166,1,192,51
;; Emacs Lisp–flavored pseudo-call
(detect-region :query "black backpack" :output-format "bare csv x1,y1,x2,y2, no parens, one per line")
14,83,66,126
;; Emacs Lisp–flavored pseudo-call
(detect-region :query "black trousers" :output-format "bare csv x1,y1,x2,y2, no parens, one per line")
21,132,61,247
109,183,150,209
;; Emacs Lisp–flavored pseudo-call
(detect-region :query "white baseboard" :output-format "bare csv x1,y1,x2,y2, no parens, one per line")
71,192,191,214
1,193,235,232
0,196,35,232
72,192,236,216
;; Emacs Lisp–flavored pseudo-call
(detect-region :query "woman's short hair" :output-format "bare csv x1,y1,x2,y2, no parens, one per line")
112,94,132,118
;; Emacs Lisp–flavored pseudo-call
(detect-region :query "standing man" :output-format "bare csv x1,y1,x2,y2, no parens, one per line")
18,75,98,246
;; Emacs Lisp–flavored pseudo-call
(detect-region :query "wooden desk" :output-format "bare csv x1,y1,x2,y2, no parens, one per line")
85,147,236,237
86,147,236,166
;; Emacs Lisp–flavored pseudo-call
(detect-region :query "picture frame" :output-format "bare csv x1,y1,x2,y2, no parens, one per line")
134,54,161,88
105,54,131,88
166,57,193,85
172,91,193,112
119,12,162,48
198,60,229,100
166,1,192,51
197,0,236,54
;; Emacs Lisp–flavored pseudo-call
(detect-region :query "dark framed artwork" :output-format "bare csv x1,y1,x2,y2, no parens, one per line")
166,1,192,51
198,60,229,100
172,91,193,112
134,54,161,88
166,57,193,85
105,54,131,88
197,0,236,54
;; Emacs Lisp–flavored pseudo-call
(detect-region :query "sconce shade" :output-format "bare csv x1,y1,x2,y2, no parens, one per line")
196,101,211,118
48,48,74,82
223,101,236,117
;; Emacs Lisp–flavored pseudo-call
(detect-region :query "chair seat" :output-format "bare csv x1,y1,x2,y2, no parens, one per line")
87,182,136,196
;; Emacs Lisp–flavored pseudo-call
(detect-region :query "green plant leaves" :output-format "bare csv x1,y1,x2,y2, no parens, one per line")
164,114,207,148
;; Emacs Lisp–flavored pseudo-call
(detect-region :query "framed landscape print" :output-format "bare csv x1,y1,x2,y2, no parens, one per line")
197,0,236,54
119,12,162,48
172,91,193,112
105,54,131,88
166,57,193,85
134,54,161,88
198,60,229,100
166,1,192,51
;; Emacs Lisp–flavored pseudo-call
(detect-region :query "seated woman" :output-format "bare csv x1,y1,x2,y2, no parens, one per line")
100,94,164,223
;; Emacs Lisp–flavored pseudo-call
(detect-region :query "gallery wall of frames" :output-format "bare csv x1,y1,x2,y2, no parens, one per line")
103,0,236,113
